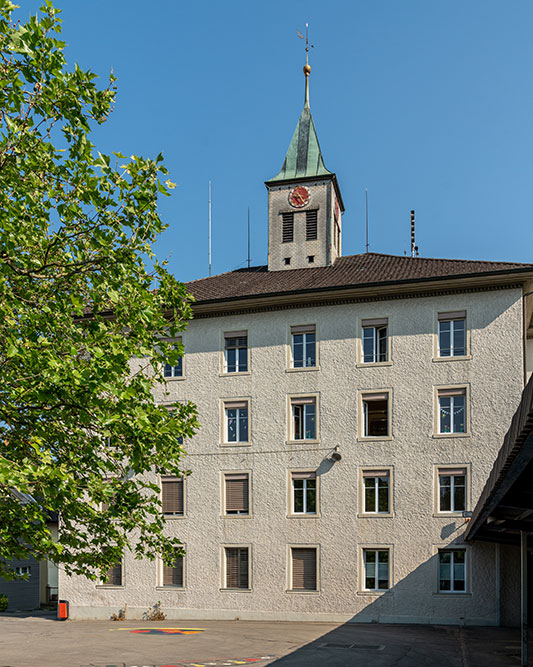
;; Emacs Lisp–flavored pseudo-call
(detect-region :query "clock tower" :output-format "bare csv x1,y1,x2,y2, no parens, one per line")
265,60,345,272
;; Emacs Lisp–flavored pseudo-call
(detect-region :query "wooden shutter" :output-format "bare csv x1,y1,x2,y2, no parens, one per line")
105,561,122,586
438,388,466,397
363,392,388,402
162,554,183,587
292,548,317,590
292,471,316,480
162,478,184,515
226,548,249,588
291,396,315,405
282,213,294,242
225,474,249,513
439,468,466,477
362,318,388,327
291,325,315,334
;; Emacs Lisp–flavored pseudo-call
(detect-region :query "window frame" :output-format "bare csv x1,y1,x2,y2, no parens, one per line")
287,394,319,443
97,553,124,588
222,470,252,518
358,317,392,367
221,398,251,446
287,545,320,593
288,324,319,371
221,544,252,592
289,470,319,517
222,330,250,375
434,385,470,438
162,337,185,380
157,549,185,590
359,545,393,594
433,310,471,362
359,467,393,517
358,389,392,441
436,548,469,594
434,466,469,516
160,475,185,518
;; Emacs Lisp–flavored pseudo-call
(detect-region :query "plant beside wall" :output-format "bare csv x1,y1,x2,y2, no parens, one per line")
0,594,8,612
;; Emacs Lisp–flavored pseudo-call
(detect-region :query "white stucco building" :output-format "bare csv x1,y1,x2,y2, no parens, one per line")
61,64,533,625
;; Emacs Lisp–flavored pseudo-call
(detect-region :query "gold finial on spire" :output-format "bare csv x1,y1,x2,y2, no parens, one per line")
298,23,313,107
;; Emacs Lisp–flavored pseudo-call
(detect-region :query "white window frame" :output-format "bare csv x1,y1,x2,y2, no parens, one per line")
156,549,185,590
437,548,468,594
357,317,392,367
433,310,470,362
162,337,184,380
221,544,252,592
288,394,319,443
222,330,249,375
14,566,31,578
435,386,470,437
435,466,469,515
359,468,393,517
221,398,251,445
289,325,318,370
289,471,318,516
287,544,320,593
359,546,392,594
359,390,392,441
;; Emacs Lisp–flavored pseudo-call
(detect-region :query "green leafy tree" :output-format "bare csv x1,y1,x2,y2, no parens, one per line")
0,0,198,579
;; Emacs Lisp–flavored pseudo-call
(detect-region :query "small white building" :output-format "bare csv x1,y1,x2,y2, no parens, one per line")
62,65,533,625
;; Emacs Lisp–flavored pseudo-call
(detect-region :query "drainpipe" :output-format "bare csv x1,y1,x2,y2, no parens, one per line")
521,531,528,667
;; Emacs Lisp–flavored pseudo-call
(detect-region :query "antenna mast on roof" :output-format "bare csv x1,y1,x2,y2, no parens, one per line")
410,209,419,257
208,181,212,277
365,189,369,253
247,207,251,269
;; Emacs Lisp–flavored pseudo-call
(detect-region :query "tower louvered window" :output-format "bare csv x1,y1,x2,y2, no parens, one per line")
306,210,318,240
282,213,294,243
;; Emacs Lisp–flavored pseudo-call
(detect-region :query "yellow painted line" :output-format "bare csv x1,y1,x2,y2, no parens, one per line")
109,627,205,631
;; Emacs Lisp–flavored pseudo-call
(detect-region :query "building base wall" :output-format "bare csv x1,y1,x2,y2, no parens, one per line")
67,604,498,626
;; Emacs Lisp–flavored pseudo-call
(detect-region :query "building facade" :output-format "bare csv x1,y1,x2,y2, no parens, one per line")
61,65,533,624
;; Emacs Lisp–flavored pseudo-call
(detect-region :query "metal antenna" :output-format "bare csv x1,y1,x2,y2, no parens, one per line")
208,181,212,277
247,207,251,269
365,189,369,253
410,209,415,258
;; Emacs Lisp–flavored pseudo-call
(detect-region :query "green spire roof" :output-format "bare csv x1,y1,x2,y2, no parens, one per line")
267,102,333,183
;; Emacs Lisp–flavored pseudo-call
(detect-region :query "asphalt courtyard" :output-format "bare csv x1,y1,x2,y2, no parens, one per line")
0,614,530,667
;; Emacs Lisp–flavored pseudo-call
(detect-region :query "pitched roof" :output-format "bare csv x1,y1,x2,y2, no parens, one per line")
266,103,333,183
185,253,533,305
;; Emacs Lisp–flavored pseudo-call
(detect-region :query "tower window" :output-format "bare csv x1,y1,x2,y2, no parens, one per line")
284,257,291,266
306,210,318,240
282,213,294,243
307,255,314,263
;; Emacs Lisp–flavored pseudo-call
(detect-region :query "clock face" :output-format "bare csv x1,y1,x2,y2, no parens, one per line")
288,186,310,209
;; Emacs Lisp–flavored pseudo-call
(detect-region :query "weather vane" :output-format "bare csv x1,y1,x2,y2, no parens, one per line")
297,23,314,66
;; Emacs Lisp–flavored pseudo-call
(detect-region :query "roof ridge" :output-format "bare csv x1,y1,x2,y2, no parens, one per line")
345,252,531,266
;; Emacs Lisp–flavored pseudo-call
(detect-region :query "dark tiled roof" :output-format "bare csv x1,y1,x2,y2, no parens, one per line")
185,252,533,304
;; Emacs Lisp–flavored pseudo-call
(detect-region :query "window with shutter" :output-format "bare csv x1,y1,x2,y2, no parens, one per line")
225,547,249,589
104,559,122,586
305,210,318,240
282,212,294,243
291,547,317,590
161,478,184,515
162,553,184,587
224,473,249,515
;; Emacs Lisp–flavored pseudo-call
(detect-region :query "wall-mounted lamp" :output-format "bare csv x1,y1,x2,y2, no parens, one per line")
331,446,342,463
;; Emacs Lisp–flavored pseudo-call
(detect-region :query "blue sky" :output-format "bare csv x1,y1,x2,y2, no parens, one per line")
20,1,533,281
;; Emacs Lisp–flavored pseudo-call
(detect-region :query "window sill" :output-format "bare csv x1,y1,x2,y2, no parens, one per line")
287,439,320,445
163,376,186,382
432,512,468,519
220,371,251,377
287,513,321,519
155,586,185,591
220,442,252,448
222,514,252,519
357,590,392,597
95,585,125,590
356,361,393,368
433,592,471,597
432,355,472,363
433,432,471,439
357,513,394,519
286,366,320,373
286,589,320,594
162,514,186,520
220,588,252,593
358,436,393,442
